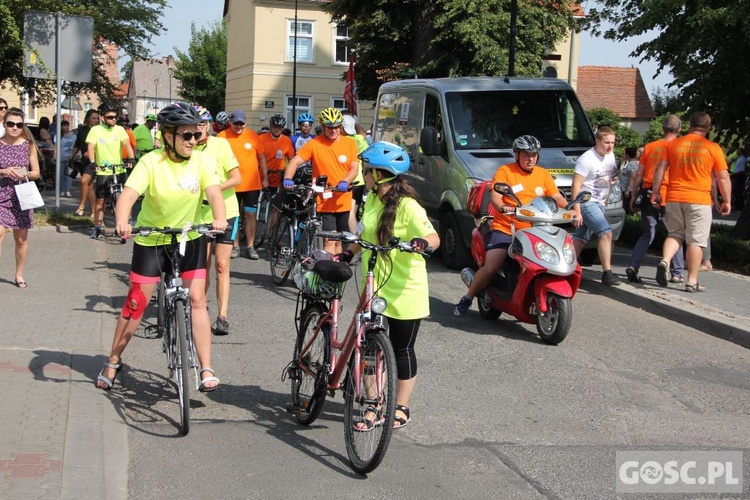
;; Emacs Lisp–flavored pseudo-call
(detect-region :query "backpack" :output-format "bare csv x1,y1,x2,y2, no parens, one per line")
467,180,497,218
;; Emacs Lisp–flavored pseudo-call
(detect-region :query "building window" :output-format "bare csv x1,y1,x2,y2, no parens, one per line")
83,102,93,111
334,24,350,64
286,94,312,128
287,20,314,63
331,98,346,111
543,66,558,78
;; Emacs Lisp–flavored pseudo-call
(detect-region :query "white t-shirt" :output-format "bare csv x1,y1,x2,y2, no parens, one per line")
575,147,617,205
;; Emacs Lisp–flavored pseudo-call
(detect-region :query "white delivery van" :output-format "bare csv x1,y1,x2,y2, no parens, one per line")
373,76,625,269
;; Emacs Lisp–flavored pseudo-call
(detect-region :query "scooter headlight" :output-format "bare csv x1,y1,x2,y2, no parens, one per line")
371,297,387,314
562,241,576,264
535,241,560,265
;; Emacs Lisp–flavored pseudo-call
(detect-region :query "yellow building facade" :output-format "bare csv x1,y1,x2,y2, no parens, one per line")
223,0,580,133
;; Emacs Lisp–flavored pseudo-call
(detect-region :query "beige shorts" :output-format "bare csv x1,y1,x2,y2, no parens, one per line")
664,202,712,247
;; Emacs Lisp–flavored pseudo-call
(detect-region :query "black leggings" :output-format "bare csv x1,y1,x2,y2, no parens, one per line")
386,317,420,380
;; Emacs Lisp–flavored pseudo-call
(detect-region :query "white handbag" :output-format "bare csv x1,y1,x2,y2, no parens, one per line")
14,177,45,210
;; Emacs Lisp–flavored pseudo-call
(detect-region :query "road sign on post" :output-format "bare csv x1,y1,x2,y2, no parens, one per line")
23,10,94,209
23,10,94,82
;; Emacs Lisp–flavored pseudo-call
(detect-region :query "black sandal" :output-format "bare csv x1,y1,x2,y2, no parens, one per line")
96,361,123,390
393,404,411,429
353,405,384,432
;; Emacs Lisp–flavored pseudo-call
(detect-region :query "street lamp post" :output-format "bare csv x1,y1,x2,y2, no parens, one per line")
168,67,173,102
292,0,298,125
154,79,159,111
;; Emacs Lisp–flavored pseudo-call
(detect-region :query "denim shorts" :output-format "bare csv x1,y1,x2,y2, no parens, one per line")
573,201,612,243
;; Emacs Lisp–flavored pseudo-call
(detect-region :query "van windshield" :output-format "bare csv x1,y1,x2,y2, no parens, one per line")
445,90,595,150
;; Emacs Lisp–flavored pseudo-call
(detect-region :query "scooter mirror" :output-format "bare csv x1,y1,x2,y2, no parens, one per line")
565,190,592,210
493,182,512,195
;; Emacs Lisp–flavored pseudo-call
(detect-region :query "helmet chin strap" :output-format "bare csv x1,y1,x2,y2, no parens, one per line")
165,133,191,162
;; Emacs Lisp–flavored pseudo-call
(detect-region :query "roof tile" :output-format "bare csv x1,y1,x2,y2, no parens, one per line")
577,66,655,120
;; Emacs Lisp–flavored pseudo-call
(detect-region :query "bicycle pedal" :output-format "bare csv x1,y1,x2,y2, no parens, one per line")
286,403,305,414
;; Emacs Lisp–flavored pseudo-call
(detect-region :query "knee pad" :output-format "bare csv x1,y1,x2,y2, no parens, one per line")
122,284,147,320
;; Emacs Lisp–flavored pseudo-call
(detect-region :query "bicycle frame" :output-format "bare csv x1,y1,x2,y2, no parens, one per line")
297,246,387,397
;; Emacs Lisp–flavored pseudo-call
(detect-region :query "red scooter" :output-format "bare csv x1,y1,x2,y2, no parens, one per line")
460,182,591,344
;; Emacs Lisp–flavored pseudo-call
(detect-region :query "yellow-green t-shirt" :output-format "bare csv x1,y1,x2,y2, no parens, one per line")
125,149,220,246
196,136,241,222
86,124,129,175
351,134,369,186
359,194,436,320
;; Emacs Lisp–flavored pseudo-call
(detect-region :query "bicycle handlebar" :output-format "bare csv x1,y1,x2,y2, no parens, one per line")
317,231,433,257
131,224,223,237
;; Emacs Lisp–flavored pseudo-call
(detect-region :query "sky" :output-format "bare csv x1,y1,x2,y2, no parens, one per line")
147,0,672,98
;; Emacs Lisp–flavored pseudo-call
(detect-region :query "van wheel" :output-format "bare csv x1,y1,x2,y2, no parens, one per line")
440,213,471,270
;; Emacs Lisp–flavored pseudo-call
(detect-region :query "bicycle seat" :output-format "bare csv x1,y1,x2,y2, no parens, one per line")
312,260,353,283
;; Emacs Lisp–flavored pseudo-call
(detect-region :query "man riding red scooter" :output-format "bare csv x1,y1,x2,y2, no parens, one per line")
453,135,583,323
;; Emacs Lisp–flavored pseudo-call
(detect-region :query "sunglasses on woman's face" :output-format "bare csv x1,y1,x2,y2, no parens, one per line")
4,120,23,129
0,106,8,111
178,131,203,141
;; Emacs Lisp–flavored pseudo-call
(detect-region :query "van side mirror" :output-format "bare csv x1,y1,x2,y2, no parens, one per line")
420,126,442,156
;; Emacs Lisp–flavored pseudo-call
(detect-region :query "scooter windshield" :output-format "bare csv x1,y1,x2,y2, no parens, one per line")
530,196,559,214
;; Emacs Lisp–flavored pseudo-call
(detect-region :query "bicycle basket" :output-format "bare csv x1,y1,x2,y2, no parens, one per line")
293,250,352,299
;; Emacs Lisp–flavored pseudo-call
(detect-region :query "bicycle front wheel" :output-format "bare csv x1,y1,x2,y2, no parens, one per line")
270,216,293,285
343,331,397,474
290,303,330,425
174,300,191,435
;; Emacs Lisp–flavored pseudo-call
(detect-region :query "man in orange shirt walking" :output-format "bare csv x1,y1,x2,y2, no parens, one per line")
218,110,268,259
650,112,731,292
283,108,359,254
625,114,684,284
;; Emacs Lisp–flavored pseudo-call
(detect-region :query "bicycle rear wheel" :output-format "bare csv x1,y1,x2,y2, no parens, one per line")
270,216,293,285
343,331,397,474
290,303,330,425
174,300,191,435
254,195,270,249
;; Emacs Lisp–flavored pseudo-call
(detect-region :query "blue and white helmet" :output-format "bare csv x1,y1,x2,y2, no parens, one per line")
360,141,410,176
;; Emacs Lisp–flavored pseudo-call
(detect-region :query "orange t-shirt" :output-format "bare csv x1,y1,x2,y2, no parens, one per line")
659,133,727,205
295,135,357,213
218,128,265,192
121,128,136,159
639,138,671,202
259,133,294,188
490,162,559,235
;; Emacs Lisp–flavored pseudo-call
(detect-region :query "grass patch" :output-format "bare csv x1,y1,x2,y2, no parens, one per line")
33,208,92,227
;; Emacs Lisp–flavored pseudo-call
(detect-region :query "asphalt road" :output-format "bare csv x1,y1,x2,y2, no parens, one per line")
100,241,749,499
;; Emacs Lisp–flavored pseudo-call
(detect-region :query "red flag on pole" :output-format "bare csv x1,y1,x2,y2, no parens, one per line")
344,54,358,117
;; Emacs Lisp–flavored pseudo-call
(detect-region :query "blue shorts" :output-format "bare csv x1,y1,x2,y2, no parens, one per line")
486,230,513,251
573,201,612,243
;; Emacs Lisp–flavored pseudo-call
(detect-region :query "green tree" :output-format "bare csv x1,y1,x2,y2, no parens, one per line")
323,0,580,100
585,1,750,136
120,60,133,83
641,111,689,144
0,0,167,105
586,107,640,158
173,21,227,117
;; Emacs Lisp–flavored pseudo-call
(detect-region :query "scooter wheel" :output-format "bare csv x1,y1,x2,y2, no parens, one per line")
478,292,502,320
536,293,572,345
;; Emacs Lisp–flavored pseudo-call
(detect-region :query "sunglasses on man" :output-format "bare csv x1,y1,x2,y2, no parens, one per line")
232,121,245,126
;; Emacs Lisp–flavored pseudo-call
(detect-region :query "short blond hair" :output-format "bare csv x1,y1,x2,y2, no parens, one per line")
595,126,616,140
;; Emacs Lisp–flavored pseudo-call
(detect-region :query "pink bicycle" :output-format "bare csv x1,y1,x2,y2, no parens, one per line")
284,231,431,473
